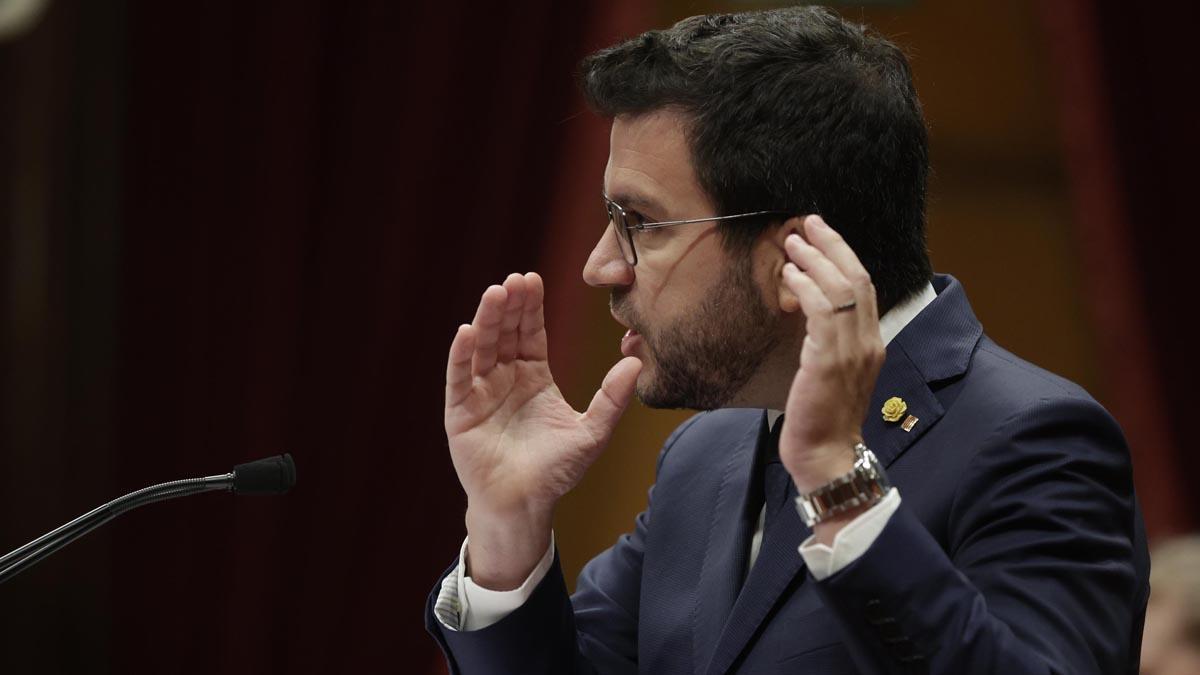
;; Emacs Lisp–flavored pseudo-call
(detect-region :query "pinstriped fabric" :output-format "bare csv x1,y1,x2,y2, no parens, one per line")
687,415,763,675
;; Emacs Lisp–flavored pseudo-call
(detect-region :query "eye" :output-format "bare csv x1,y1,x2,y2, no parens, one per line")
626,210,647,231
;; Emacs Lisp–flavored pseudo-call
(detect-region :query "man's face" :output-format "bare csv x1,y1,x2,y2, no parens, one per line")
583,109,784,410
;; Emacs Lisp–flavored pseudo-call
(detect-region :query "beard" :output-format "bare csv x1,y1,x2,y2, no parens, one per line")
612,256,782,410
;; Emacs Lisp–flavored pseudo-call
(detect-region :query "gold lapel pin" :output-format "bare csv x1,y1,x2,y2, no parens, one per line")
901,415,918,432
881,396,907,423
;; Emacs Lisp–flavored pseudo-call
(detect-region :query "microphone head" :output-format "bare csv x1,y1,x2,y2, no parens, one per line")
233,454,297,495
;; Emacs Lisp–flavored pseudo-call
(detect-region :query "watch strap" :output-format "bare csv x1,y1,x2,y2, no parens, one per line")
795,442,891,527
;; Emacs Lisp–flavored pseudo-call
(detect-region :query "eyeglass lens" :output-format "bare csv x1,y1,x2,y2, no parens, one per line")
604,200,637,265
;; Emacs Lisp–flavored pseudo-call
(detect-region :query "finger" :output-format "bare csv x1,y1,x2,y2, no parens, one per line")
803,215,877,336
445,324,476,408
581,357,643,446
497,273,526,362
471,284,508,376
782,263,837,346
864,280,879,327
784,232,856,326
802,215,871,283
518,272,548,361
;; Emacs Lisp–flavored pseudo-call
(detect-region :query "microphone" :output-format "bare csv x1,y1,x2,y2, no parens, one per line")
233,454,298,495
0,454,296,585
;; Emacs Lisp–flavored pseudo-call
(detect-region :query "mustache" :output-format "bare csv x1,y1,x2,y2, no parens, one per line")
610,289,643,333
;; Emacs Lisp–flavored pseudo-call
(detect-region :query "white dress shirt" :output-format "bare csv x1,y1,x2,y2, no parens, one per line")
435,281,938,631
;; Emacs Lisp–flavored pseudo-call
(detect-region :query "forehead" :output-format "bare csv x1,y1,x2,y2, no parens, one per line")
604,109,713,217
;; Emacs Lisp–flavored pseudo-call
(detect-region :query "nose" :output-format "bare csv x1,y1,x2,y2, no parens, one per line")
583,222,635,288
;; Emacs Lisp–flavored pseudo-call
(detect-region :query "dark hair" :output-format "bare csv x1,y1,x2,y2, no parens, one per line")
579,6,932,313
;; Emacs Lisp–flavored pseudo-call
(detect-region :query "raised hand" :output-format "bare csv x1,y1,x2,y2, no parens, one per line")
777,215,886,494
445,272,642,588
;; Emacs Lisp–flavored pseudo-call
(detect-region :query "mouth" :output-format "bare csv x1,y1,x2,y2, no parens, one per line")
611,312,643,357
620,327,642,357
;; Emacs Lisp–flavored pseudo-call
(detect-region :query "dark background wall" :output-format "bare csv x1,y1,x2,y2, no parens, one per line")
0,1,1194,673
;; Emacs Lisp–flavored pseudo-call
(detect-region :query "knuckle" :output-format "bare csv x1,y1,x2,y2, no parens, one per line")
850,352,869,371
871,345,886,366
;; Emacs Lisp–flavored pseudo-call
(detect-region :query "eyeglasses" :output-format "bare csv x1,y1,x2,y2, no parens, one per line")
603,193,790,266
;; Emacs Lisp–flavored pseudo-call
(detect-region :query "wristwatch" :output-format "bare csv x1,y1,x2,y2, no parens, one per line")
795,442,891,527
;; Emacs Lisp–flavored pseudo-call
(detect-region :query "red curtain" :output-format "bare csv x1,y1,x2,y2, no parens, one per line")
1037,0,1200,539
107,1,639,672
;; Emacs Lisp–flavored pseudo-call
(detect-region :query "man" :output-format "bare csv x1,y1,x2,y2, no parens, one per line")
425,6,1148,674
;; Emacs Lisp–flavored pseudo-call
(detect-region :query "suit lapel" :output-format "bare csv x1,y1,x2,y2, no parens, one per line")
865,274,983,469
705,477,810,675
861,345,945,468
691,413,764,675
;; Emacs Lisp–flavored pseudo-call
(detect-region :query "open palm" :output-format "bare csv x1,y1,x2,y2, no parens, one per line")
445,272,642,518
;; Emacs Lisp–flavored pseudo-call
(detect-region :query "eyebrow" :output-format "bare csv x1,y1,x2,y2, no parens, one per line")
604,187,669,219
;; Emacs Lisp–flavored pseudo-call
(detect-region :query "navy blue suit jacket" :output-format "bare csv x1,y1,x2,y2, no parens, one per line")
426,274,1149,674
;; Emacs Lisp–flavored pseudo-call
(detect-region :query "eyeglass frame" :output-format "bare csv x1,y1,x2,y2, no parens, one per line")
603,192,792,266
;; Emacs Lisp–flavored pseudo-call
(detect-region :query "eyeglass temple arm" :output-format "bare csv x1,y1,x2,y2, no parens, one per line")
636,210,793,231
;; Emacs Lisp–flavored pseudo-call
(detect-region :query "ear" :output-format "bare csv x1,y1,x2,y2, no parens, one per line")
770,216,807,313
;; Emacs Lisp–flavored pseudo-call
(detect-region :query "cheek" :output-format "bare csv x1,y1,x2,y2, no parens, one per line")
640,258,724,316
644,284,685,318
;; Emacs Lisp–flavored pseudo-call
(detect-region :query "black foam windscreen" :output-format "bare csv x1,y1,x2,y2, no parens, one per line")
232,454,297,495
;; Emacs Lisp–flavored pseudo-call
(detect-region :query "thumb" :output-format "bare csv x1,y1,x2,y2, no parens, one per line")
581,357,643,444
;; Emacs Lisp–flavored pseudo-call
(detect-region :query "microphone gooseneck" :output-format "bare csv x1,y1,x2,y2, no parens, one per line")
0,454,296,585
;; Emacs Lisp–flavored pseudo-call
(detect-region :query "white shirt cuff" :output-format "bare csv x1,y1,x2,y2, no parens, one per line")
433,532,556,632
798,488,901,579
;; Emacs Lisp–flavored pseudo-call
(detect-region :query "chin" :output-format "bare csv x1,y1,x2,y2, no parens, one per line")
635,375,720,412
632,369,657,406
633,370,671,409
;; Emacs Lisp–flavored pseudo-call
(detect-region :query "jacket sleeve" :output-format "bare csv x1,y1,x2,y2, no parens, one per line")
812,396,1149,674
423,414,705,674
